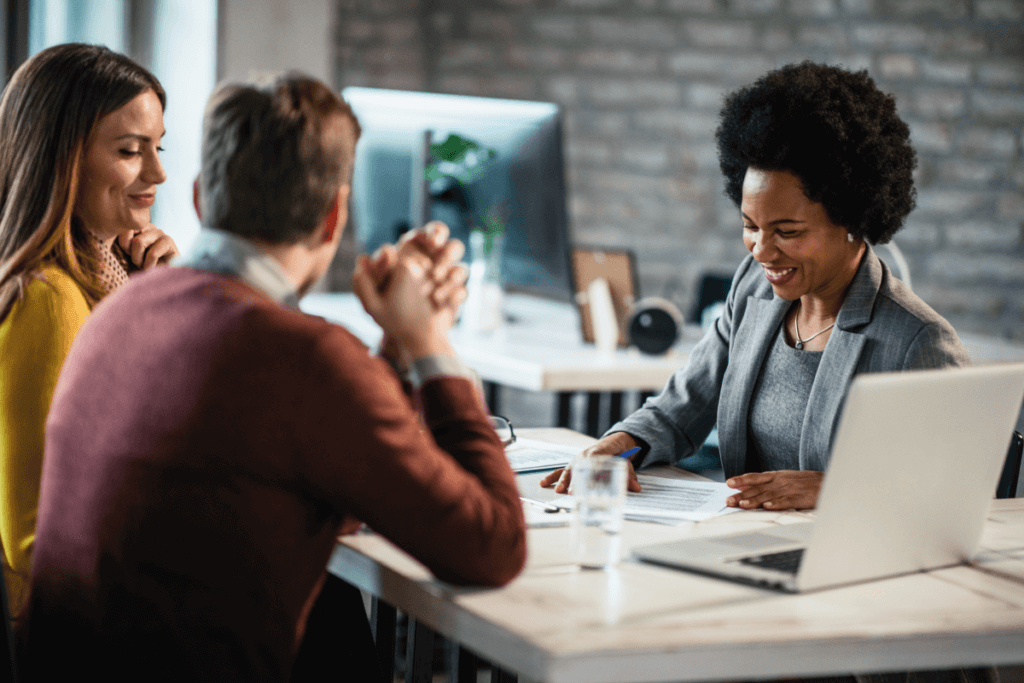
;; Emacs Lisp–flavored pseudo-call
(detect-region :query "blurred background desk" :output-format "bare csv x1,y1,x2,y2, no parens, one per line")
301,292,702,436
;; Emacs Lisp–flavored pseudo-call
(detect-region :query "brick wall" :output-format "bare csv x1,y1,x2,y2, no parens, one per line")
331,0,1024,341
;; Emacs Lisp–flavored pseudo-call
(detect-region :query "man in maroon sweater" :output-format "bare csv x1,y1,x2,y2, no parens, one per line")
20,75,526,681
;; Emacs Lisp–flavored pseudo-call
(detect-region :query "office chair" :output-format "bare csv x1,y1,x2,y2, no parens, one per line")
997,430,1023,500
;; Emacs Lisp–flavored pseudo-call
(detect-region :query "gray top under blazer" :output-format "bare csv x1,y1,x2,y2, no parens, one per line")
609,246,970,480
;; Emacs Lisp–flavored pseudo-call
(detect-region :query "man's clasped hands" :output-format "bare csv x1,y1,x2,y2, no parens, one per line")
351,220,467,365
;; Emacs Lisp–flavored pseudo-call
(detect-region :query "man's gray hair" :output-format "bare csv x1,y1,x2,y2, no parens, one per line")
199,73,360,244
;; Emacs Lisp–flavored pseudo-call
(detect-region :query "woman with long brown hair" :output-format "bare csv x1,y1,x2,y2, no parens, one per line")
0,43,178,614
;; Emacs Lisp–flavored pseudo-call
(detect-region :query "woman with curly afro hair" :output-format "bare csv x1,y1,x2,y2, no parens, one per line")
543,61,969,513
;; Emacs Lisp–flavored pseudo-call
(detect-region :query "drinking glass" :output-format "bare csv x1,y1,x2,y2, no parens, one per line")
570,455,627,570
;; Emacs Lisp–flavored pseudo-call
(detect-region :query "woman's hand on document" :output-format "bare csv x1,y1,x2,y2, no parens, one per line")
539,432,643,494
724,470,823,510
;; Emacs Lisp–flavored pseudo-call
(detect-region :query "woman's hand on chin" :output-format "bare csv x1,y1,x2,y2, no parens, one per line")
117,225,179,269
724,470,823,510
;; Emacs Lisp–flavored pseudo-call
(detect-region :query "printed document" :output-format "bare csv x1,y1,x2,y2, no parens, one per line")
505,437,579,472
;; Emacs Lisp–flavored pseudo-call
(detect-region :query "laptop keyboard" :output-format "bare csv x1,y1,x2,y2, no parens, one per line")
737,548,805,575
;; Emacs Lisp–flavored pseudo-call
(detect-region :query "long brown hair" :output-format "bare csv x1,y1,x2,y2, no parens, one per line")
0,43,166,323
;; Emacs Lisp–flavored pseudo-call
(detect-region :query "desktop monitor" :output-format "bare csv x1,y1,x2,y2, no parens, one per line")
341,87,574,301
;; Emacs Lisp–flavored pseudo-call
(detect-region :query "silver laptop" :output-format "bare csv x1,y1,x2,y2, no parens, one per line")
633,364,1024,592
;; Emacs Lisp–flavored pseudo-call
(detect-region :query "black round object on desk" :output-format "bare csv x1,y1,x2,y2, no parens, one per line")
627,298,683,355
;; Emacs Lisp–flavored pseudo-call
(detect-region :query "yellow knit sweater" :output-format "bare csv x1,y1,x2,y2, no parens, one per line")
0,266,90,614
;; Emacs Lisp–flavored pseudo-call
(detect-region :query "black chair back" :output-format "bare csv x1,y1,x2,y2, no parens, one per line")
997,430,1023,500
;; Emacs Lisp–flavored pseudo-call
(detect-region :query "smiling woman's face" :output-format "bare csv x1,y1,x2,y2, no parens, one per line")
74,89,166,241
741,167,863,303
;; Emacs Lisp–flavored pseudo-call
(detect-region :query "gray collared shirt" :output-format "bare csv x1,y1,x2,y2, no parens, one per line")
175,227,478,390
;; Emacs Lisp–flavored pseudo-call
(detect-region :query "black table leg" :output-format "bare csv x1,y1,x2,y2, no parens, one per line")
586,391,602,437
370,597,396,683
609,391,624,425
556,391,573,428
448,644,480,683
404,617,435,683
484,381,501,415
493,667,519,683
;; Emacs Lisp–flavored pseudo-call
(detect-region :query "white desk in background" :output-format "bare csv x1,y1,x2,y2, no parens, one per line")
332,428,1024,683
301,292,1024,436
301,292,702,435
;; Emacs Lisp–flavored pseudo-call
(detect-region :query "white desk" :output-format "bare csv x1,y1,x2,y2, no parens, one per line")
301,292,1024,437
301,292,698,393
331,433,1024,683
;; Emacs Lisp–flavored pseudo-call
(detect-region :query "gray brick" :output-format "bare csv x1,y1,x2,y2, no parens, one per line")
376,72,427,90
635,108,719,138
977,0,1024,20
945,220,1022,249
891,0,969,19
938,160,1004,185
933,29,987,55
576,48,660,73
532,16,579,42
556,0,619,7
586,18,679,46
341,19,375,41
915,188,988,215
362,46,423,70
574,111,630,135
840,0,875,14
731,0,783,13
878,54,919,79
972,91,1024,118
998,192,1024,221
790,0,839,17
919,58,972,84
665,0,719,12
496,0,541,6
917,57,970,83
567,139,614,165
590,171,679,198
438,42,496,69
909,121,954,153
468,11,520,40
978,61,1024,87
895,219,941,249
825,54,873,73
430,11,454,36
797,25,851,49
546,76,580,104
1013,163,1024,189
437,74,537,100
852,23,928,49
761,26,793,51
667,51,774,80
621,145,672,172
914,89,967,118
505,45,568,70
689,82,729,110
926,253,1024,286
587,79,683,105
958,128,1018,157
682,20,756,49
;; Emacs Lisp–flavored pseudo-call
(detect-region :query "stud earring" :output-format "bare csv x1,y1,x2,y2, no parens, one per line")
848,232,855,243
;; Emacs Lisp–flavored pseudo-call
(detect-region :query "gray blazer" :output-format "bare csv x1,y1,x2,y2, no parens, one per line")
610,247,970,479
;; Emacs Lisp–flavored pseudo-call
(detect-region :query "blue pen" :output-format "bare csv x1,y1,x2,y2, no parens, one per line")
618,447,641,459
